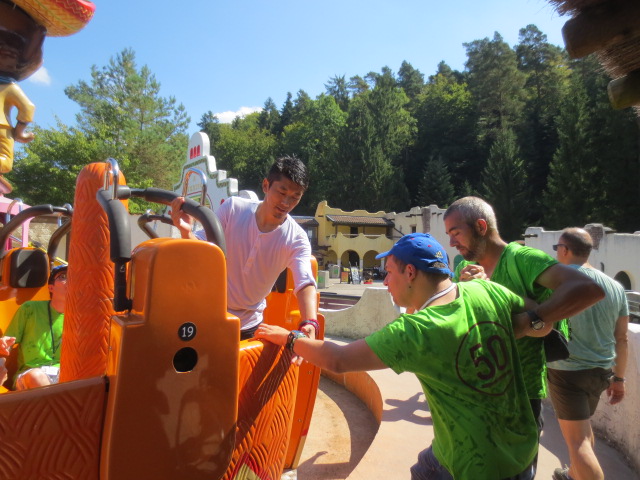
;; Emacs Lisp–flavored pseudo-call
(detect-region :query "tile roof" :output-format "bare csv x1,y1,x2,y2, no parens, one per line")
325,215,394,227
293,216,319,227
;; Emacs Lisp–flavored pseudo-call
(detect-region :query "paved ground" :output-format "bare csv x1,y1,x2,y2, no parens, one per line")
291,277,640,479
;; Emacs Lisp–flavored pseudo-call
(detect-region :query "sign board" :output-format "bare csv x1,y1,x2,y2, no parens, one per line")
350,267,361,284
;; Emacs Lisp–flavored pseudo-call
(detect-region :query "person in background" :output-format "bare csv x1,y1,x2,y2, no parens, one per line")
258,233,546,479
0,264,67,390
549,228,629,480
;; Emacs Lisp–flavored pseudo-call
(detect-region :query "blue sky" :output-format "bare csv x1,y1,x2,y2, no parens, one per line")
22,0,570,134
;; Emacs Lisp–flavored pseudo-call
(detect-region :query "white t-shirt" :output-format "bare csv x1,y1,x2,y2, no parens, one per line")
198,196,316,330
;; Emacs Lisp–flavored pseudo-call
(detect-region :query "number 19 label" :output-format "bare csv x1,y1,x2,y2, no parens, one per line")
178,322,197,341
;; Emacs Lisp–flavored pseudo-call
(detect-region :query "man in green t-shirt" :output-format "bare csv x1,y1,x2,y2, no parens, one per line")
0,265,67,390
257,233,550,479
443,197,604,475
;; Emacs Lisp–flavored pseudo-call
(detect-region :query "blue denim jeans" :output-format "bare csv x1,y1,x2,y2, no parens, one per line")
410,446,535,480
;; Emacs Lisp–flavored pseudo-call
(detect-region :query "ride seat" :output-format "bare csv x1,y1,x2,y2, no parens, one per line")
5,248,49,288
0,247,50,391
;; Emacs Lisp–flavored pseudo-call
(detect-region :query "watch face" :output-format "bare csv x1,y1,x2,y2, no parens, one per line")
531,319,545,330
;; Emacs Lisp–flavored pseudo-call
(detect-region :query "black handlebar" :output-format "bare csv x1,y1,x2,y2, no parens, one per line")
96,186,227,312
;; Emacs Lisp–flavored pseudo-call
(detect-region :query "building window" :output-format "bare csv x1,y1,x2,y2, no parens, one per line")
411,225,417,233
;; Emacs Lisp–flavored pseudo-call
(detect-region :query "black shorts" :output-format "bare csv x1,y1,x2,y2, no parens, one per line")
547,367,612,421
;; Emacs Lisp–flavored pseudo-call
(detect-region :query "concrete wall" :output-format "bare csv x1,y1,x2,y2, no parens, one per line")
387,205,459,271
525,225,640,291
592,322,640,472
322,287,401,339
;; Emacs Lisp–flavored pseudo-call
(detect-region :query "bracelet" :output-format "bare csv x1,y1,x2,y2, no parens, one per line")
612,375,626,383
299,319,320,332
286,330,307,352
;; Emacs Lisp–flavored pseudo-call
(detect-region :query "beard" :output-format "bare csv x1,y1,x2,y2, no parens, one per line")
460,232,486,261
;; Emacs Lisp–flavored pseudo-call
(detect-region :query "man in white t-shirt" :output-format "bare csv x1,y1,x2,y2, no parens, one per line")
171,156,318,348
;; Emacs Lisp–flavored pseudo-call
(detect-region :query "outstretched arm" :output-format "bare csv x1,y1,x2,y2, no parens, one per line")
533,264,605,323
256,324,386,373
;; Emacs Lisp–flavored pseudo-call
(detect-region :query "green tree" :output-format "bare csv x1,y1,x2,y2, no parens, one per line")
337,72,415,211
573,56,640,230
515,25,570,221
412,73,478,197
481,128,530,241
64,48,189,202
397,60,425,102
277,92,295,134
325,75,350,111
416,156,455,207
464,32,526,145
213,113,277,193
258,97,280,134
197,111,222,145
543,74,594,229
10,123,103,206
279,95,347,213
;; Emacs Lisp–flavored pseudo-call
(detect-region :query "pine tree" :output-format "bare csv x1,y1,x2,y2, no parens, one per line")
481,128,530,241
417,156,455,207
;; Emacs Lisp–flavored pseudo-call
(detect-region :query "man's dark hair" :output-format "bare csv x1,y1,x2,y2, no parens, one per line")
560,228,593,258
266,155,309,191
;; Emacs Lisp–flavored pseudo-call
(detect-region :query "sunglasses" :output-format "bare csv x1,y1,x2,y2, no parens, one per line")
54,273,68,283
552,244,567,251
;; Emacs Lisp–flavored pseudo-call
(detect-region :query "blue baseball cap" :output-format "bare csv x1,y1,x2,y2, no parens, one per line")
376,233,452,277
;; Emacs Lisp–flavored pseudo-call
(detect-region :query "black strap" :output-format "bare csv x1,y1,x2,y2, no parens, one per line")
47,301,61,355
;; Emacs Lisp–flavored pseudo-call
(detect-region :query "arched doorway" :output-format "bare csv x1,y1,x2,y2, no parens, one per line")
614,271,632,290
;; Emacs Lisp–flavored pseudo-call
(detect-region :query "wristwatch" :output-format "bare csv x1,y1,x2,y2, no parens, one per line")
527,310,545,331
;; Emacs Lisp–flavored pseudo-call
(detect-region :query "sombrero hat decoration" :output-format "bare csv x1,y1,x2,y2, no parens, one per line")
12,0,95,37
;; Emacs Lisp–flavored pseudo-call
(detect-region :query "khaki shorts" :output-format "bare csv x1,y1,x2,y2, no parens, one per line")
547,367,612,421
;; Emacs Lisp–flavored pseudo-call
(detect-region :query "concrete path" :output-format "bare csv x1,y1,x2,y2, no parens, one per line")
293,365,638,479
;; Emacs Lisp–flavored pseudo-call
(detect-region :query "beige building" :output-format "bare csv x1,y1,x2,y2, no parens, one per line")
313,201,394,274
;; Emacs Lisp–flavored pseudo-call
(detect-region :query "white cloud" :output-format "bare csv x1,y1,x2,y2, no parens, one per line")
27,66,51,86
214,106,262,124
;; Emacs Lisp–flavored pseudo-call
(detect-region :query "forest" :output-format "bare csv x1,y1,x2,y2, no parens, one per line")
10,25,640,241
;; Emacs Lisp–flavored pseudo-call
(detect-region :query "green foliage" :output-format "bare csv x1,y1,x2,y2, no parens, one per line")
279,95,347,213
336,73,415,211
61,48,189,212
543,74,593,228
481,128,530,240
412,73,478,197
9,123,102,206
10,29,639,234
211,113,277,193
465,32,526,144
416,156,455,207
515,25,570,220
325,75,350,112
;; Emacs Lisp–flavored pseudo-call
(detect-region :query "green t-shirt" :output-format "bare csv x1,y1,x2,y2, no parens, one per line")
366,281,537,480
4,300,63,383
454,242,562,398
